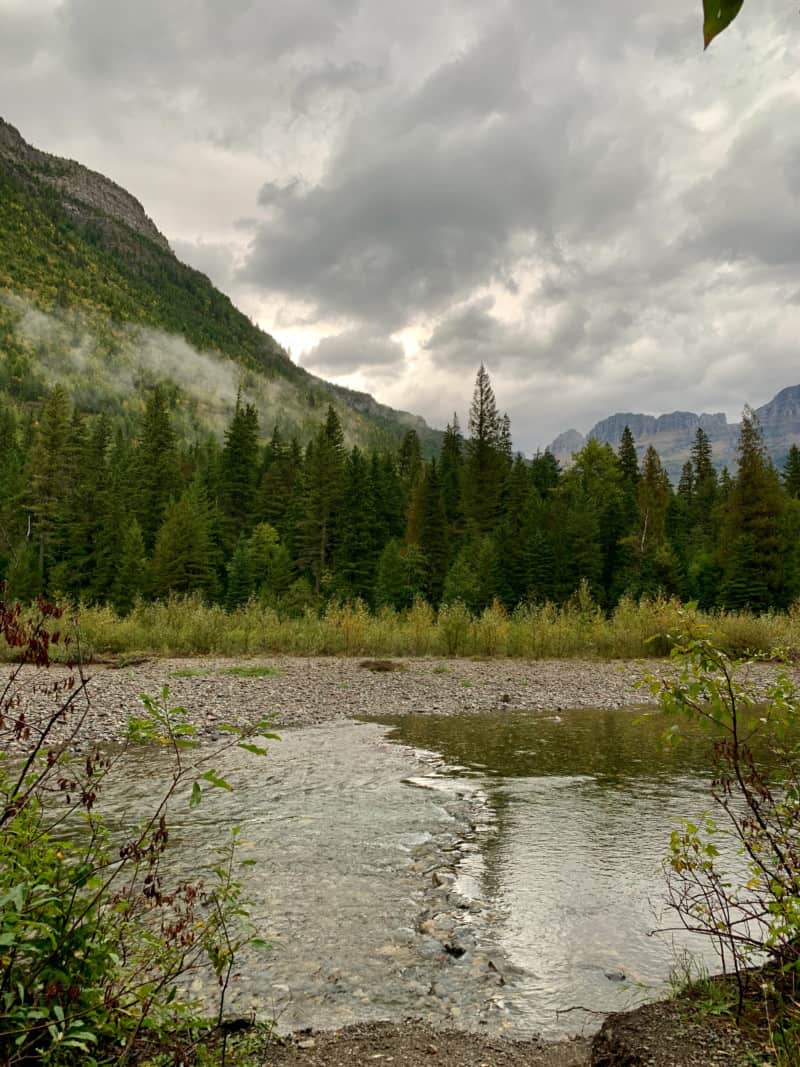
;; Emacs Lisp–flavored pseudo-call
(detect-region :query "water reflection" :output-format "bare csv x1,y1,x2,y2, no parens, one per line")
87,707,731,1039
379,708,724,1036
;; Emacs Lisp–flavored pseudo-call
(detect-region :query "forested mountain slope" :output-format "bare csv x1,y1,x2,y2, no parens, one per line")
0,116,440,452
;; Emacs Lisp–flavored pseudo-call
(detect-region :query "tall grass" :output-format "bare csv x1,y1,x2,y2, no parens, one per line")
8,592,800,662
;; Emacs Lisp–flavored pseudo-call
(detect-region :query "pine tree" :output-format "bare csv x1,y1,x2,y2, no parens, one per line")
617,426,640,533
226,537,254,609
783,445,800,499
720,408,785,610
439,415,464,540
374,539,426,609
528,526,557,603
463,365,504,534
561,439,624,604
220,399,260,548
370,453,405,549
689,427,719,535
335,447,378,600
0,399,26,583
247,523,293,601
416,460,450,605
623,446,680,596
496,457,538,605
27,385,72,586
677,461,694,500
133,386,181,549
530,449,561,497
151,480,216,598
398,429,422,489
442,535,499,612
56,414,113,598
297,406,346,592
110,519,147,614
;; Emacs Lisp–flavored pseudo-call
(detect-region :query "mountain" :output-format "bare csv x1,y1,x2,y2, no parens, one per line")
548,386,800,480
0,117,441,452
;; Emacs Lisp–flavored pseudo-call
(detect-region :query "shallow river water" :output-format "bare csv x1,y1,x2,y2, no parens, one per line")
101,707,724,1039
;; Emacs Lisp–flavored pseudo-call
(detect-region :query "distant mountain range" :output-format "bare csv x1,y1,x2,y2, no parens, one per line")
0,117,442,453
548,385,800,480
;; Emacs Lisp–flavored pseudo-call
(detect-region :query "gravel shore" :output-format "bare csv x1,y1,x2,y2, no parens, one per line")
10,654,674,748
11,652,788,748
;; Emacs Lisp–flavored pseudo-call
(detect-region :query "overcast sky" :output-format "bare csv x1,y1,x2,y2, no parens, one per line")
2,0,799,451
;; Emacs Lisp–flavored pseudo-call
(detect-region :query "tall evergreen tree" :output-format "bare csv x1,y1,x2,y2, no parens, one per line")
398,429,423,490
496,457,539,605
439,415,464,542
110,518,148,614
374,539,426,609
226,537,255,609
415,460,450,605
297,406,346,593
783,445,800,499
463,365,503,534
220,398,260,547
27,385,72,586
133,386,181,549
617,426,640,532
530,449,561,497
151,480,216,598
335,447,378,600
561,439,624,604
623,446,680,596
720,409,785,610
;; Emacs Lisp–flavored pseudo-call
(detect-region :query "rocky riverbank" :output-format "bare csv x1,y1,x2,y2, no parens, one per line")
11,650,789,749
10,654,671,749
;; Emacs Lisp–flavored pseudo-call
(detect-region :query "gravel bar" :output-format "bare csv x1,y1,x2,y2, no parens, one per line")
7,654,790,749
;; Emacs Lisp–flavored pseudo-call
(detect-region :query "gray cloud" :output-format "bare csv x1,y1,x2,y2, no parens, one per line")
302,330,406,376
423,295,590,372
2,0,800,453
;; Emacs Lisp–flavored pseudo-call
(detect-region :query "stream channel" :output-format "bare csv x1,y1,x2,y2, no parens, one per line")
104,706,724,1039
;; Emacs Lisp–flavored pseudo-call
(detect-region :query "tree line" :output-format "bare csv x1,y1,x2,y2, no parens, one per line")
1,364,799,616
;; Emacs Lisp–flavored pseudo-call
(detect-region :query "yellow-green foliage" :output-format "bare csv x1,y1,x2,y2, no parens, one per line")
9,593,800,662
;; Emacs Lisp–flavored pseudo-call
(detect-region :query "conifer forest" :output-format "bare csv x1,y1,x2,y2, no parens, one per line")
2,362,799,619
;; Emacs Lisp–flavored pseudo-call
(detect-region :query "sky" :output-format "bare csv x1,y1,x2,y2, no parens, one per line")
2,0,800,452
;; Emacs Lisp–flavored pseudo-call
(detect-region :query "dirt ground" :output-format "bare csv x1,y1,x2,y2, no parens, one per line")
260,1022,591,1067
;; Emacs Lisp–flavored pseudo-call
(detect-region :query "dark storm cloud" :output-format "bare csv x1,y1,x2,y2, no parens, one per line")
239,5,656,328
302,330,406,376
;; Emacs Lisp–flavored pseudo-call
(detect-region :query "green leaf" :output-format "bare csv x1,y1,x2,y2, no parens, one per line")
201,769,234,792
238,742,269,757
703,0,744,50
190,781,202,809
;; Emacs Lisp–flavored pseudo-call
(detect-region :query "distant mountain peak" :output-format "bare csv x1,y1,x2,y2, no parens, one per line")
548,386,800,479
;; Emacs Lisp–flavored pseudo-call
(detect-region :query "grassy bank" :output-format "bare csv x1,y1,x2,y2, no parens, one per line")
9,592,800,661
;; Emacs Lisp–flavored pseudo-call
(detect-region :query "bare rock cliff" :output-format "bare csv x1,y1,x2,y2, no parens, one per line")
0,117,171,252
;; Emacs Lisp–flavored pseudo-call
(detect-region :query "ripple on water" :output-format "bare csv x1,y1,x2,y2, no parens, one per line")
93,708,728,1040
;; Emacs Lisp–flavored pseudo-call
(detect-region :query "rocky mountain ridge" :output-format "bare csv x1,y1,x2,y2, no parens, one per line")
0,118,170,250
549,385,800,479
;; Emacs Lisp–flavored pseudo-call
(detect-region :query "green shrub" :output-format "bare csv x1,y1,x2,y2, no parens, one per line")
0,594,273,1064
646,627,800,1013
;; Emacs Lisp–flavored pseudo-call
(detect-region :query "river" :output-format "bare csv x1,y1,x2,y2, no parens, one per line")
99,706,724,1039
